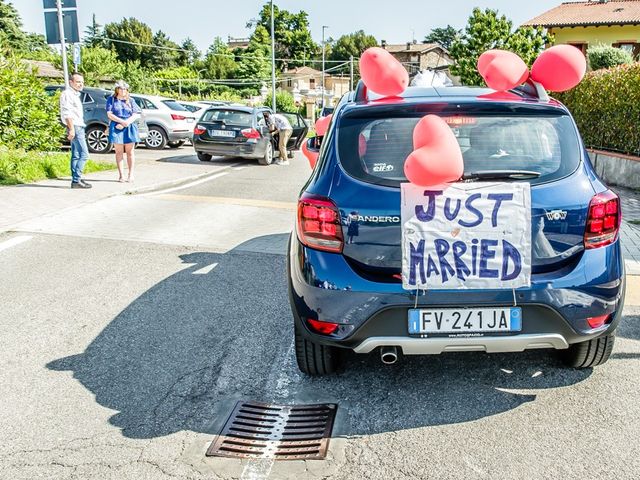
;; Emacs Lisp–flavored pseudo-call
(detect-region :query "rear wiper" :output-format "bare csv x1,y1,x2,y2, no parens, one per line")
461,170,541,181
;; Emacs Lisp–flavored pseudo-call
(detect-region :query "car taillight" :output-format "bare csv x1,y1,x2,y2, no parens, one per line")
587,314,610,329
194,125,206,135
297,194,343,253
171,114,186,120
584,190,621,249
306,318,339,335
240,128,260,139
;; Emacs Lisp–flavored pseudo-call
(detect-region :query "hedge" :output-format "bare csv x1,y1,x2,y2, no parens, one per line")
587,44,633,70
555,63,640,156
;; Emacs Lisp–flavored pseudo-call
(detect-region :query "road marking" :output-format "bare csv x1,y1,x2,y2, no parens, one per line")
0,235,32,253
192,262,218,275
141,163,242,196
154,194,297,211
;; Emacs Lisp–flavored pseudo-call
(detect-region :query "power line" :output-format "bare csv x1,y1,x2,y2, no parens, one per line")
102,37,353,64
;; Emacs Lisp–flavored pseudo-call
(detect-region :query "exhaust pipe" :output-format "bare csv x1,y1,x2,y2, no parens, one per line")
380,346,398,365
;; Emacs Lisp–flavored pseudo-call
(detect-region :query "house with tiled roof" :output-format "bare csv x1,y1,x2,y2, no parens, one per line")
380,41,454,75
523,0,640,58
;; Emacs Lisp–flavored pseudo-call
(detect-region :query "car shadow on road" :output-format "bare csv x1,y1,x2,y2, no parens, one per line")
47,234,593,440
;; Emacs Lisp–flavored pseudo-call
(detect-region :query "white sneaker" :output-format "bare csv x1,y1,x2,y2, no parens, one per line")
275,159,289,165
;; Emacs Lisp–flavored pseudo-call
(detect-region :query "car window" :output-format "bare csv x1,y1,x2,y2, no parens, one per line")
162,100,189,111
281,113,300,128
81,93,93,104
201,109,253,125
338,108,580,186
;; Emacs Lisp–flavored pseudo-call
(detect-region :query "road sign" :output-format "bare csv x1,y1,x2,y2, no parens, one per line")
73,44,81,67
43,0,77,9
44,10,79,44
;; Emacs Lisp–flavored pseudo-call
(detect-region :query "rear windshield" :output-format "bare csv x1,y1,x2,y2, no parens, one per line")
201,109,253,125
337,107,581,186
162,100,189,111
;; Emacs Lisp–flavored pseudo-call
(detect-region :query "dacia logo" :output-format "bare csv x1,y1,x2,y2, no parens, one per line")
545,209,568,221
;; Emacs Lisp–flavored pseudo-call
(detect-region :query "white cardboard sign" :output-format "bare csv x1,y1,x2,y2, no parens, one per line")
401,182,531,290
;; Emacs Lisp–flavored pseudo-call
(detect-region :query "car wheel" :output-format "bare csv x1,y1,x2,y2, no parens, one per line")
85,126,112,154
258,142,274,165
168,140,186,148
560,334,615,368
294,323,340,375
145,126,168,149
197,152,212,162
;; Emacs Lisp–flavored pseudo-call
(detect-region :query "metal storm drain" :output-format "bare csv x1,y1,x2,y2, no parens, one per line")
206,401,337,460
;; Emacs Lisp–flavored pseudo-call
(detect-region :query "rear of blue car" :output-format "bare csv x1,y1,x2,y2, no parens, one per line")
288,87,625,375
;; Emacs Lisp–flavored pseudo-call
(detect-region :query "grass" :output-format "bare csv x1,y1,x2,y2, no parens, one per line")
0,148,114,185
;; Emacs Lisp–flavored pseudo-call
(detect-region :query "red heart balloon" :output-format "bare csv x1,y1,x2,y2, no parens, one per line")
404,115,464,187
531,45,586,92
413,114,454,150
315,114,332,137
301,140,318,169
477,50,529,91
360,47,409,97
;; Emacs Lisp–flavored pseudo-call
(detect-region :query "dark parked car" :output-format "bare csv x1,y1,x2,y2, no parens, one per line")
193,106,308,164
45,86,149,154
288,81,625,375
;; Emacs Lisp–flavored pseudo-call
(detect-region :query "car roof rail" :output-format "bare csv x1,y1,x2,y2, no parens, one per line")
513,79,549,102
354,79,368,103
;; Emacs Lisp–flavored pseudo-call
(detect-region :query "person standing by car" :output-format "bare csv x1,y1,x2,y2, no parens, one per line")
106,80,141,182
59,73,91,189
271,113,293,165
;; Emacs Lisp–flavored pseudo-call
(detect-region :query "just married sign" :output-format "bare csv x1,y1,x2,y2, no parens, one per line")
401,182,531,290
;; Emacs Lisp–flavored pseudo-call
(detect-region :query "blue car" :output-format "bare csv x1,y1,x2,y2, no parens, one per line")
288,81,625,375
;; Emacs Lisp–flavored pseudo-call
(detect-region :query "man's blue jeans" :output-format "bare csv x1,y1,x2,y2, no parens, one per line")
70,126,89,183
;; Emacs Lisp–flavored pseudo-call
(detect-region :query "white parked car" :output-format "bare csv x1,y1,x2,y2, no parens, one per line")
130,94,197,149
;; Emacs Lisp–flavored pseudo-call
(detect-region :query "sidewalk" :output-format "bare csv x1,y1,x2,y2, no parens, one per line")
0,149,237,233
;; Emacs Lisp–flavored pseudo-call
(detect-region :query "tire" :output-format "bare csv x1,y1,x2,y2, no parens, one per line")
294,323,340,375
168,140,186,148
85,125,112,154
145,126,168,149
258,142,274,165
197,152,212,162
560,334,615,368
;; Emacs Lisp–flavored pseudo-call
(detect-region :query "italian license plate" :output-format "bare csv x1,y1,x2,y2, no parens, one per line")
210,129,235,137
187,118,194,123
408,307,522,334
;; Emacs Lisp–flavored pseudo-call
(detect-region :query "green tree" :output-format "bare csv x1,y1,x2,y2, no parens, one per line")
328,30,377,75
248,4,318,69
271,90,296,112
0,0,26,51
176,38,201,67
202,37,236,79
77,46,123,86
449,8,552,86
104,18,154,66
424,25,461,50
236,25,272,82
587,44,633,70
0,57,64,151
84,14,106,48
149,30,180,70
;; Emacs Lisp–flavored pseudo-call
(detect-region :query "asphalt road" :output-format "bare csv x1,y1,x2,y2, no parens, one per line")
1,150,639,479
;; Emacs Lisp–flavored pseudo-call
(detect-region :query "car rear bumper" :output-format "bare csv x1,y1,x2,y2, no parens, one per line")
168,130,192,142
193,139,262,158
288,234,626,353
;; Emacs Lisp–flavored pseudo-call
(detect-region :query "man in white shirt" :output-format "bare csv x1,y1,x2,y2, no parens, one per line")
59,73,91,188
271,113,293,165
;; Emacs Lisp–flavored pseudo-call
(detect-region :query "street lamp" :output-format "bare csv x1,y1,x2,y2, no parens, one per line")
270,0,276,112
197,68,206,98
321,25,328,114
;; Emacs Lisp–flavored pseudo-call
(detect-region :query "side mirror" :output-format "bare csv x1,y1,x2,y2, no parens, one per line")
306,136,321,153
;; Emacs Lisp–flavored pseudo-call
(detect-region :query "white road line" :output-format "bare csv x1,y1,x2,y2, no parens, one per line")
192,263,218,275
0,235,33,253
141,163,242,196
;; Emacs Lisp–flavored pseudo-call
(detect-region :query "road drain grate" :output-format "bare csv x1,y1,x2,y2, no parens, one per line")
206,401,337,460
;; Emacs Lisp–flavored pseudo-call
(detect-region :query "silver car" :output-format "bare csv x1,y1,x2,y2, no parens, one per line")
130,94,197,149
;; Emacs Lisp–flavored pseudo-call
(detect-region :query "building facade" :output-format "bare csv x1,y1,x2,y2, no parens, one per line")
380,41,454,75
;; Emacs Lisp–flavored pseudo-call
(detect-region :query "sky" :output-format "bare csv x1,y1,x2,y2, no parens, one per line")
13,0,561,53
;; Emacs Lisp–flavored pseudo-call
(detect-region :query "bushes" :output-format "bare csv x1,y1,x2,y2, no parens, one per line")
587,45,633,70
556,62,640,156
0,56,64,151
0,147,114,185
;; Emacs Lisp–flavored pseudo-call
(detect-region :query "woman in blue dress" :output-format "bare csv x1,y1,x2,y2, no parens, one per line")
106,80,142,182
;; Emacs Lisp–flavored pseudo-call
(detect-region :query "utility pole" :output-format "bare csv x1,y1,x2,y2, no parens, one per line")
350,55,354,91
56,0,69,87
270,0,276,113
321,25,328,114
